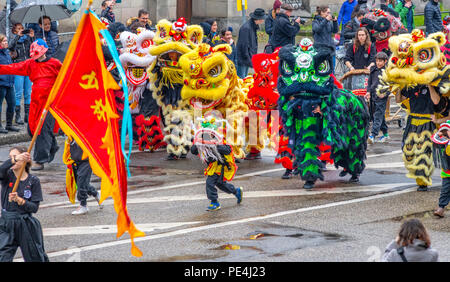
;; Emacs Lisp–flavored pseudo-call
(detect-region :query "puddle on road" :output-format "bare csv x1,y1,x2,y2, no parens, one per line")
127,179,165,190
376,171,402,175
129,165,167,176
153,254,226,262
163,223,347,261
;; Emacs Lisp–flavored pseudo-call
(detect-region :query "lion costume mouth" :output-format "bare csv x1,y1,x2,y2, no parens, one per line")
158,50,183,68
190,97,223,110
384,67,438,86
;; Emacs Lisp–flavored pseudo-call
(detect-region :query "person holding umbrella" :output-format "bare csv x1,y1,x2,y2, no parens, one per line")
0,39,62,171
36,16,59,57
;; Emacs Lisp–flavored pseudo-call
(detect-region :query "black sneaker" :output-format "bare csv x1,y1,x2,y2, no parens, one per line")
166,153,178,160
349,175,359,183
339,170,348,177
5,125,19,132
303,180,315,189
282,169,292,179
417,185,428,192
244,152,261,160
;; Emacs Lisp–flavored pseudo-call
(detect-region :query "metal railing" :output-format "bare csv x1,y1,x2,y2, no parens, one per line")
57,31,76,42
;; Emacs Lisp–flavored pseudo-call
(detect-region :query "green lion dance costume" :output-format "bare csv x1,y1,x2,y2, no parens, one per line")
278,39,369,189
378,29,450,190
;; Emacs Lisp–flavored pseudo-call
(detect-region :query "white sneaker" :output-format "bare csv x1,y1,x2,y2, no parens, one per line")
71,205,89,215
95,191,103,210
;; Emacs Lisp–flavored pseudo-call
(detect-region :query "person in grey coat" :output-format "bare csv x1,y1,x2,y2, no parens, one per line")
381,219,439,262
424,0,444,35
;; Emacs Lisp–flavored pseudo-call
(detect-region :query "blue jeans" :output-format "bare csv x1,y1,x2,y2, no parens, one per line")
14,76,32,106
237,65,249,79
0,86,16,114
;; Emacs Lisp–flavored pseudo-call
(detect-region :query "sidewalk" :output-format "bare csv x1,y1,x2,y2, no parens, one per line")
0,121,31,146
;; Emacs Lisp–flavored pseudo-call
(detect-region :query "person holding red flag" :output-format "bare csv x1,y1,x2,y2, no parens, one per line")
0,39,62,171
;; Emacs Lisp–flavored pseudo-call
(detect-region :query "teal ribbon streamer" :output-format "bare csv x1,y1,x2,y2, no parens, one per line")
89,9,133,177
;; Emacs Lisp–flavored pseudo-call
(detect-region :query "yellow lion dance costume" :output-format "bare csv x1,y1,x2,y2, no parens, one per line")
179,43,249,159
147,18,203,159
378,29,450,189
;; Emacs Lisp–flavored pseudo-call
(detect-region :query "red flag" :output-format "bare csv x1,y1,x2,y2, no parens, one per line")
47,9,144,257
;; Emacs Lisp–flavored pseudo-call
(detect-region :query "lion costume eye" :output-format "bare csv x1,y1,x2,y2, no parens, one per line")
208,65,222,78
159,27,167,38
418,48,433,63
283,61,292,74
317,61,330,75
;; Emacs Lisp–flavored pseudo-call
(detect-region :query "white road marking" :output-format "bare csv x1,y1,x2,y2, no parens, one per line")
54,183,411,208
365,162,404,169
43,222,203,236
40,150,405,209
41,185,416,260
367,150,402,158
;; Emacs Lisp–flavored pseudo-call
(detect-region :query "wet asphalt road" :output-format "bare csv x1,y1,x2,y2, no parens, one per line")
2,102,450,262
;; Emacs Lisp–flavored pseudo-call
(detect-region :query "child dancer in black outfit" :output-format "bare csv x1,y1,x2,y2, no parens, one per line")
191,116,243,211
0,146,48,262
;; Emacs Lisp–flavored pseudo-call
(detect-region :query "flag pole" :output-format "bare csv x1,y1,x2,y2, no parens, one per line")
11,108,49,193
11,0,95,193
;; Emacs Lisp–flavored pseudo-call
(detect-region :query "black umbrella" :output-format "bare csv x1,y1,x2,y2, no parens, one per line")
10,0,73,25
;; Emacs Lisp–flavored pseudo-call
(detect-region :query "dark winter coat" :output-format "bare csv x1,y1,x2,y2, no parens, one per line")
424,0,443,35
312,15,339,55
343,17,360,41
27,22,58,37
265,9,276,40
237,19,259,68
220,39,237,67
344,42,376,69
8,34,33,63
367,64,387,102
269,13,301,49
0,48,14,87
101,6,116,24
36,30,59,57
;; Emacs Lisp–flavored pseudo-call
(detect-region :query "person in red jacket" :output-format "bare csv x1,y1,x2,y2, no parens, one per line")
0,39,62,171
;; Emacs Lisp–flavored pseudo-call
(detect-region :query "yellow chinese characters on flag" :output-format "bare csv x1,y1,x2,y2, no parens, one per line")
46,10,145,257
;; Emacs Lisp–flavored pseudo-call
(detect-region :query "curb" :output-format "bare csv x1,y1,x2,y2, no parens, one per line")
0,130,31,146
